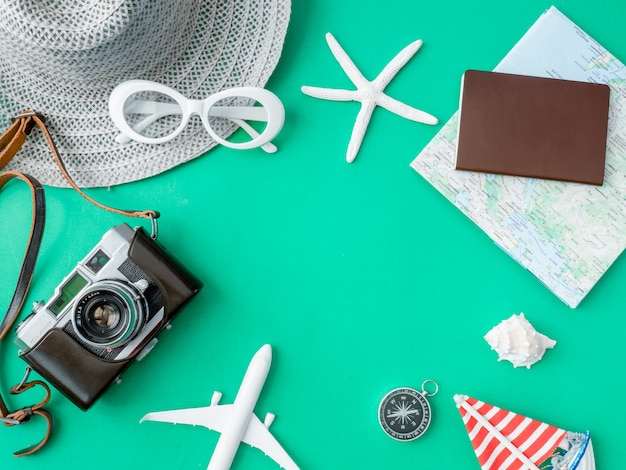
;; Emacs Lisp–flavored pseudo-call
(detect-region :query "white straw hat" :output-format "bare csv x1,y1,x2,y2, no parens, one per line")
0,0,291,188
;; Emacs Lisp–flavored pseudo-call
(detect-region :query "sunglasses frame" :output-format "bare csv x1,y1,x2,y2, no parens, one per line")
109,80,285,151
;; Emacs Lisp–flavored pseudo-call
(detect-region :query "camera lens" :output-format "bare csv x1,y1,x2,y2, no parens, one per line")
91,303,120,329
73,280,147,349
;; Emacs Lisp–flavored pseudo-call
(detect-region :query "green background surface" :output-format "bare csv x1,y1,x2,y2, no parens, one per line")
2,1,626,469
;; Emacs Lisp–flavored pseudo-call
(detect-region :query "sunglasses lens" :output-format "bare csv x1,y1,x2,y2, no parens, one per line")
123,90,184,141
207,95,269,146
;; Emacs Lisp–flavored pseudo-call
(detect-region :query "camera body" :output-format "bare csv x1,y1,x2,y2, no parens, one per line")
15,223,201,410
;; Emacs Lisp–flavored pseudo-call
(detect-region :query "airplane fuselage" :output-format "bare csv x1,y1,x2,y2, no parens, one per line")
207,344,272,470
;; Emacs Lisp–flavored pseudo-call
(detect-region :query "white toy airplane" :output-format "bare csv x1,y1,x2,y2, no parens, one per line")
141,344,299,470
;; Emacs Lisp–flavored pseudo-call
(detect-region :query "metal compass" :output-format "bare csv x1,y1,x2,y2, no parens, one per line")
378,379,439,441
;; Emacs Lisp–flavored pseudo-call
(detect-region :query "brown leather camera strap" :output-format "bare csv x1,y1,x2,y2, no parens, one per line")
2,112,159,220
0,171,52,457
1,368,53,457
0,112,157,456
0,172,45,340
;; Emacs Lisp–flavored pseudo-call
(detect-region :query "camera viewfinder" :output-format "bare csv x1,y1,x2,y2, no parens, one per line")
87,250,110,274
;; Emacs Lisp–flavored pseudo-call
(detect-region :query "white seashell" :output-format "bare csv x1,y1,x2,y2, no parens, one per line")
484,313,556,369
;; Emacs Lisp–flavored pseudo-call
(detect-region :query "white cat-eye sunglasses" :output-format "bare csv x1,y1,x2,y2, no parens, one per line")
109,80,285,153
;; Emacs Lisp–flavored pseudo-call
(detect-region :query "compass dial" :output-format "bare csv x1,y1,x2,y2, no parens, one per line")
378,387,432,441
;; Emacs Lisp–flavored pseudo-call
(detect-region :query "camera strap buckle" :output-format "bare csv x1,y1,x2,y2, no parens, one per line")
150,211,159,240
1,367,53,457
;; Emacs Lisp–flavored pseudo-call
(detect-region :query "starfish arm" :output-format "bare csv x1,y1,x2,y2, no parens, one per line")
301,86,359,102
325,32,369,88
373,39,423,90
346,100,376,163
377,92,438,125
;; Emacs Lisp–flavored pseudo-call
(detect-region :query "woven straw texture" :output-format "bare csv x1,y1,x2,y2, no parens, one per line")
0,0,291,187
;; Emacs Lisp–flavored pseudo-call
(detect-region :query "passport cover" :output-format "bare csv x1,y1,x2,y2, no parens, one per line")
455,70,610,185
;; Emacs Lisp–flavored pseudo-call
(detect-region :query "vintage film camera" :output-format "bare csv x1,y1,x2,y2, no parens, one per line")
15,223,201,410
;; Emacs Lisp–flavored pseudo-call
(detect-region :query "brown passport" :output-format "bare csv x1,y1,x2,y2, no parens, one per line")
455,70,610,185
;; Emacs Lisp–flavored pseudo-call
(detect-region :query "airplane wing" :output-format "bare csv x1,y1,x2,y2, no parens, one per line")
141,404,235,433
241,414,299,470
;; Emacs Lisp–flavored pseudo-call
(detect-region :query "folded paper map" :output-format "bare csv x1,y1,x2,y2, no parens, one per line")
411,6,626,307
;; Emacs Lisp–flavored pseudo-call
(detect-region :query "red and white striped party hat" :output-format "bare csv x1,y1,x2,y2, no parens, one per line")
454,394,595,470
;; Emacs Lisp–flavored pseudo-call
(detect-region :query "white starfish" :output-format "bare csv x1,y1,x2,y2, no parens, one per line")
302,32,438,163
